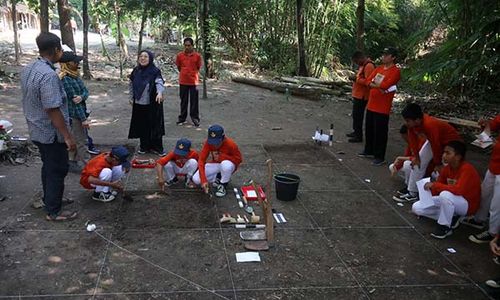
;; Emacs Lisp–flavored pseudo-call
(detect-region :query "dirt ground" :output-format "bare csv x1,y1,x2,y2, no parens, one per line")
0,30,499,299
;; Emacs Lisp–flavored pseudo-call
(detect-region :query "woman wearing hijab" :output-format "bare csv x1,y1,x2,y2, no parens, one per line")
128,50,166,155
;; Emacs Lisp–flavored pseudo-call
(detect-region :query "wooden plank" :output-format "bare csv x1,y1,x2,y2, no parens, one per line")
437,116,481,129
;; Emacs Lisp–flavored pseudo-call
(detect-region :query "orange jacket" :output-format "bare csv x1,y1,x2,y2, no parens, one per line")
80,153,113,189
408,114,461,166
156,150,199,168
365,64,401,115
431,161,481,215
175,51,202,85
352,60,375,100
488,115,500,174
198,137,242,184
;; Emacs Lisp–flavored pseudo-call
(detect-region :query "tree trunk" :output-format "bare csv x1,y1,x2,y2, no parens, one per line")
296,0,308,76
195,0,200,49
355,0,365,51
40,0,49,32
137,3,147,55
115,1,124,78
82,0,91,79
201,0,208,99
57,0,76,51
11,0,20,64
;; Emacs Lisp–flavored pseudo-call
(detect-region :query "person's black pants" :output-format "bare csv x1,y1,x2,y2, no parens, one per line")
351,97,367,139
364,110,390,160
140,136,163,153
178,84,199,122
33,141,69,216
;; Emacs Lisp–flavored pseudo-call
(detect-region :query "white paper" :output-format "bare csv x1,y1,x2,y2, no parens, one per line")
273,213,287,223
416,177,434,208
471,131,493,149
447,248,457,254
477,131,493,142
236,252,261,262
385,85,397,93
246,190,257,198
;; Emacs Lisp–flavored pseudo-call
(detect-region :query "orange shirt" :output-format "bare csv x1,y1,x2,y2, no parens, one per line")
365,64,401,115
80,153,113,189
488,115,500,174
175,51,202,85
198,137,242,184
408,114,461,166
431,161,481,215
352,60,375,100
156,150,199,168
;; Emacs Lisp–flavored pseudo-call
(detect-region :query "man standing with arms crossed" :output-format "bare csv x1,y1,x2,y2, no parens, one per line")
21,32,77,221
176,37,202,127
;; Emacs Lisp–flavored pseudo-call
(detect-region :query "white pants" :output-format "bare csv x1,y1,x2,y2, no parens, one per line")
93,165,125,193
389,160,412,185
474,170,500,235
163,159,198,181
192,160,236,185
407,141,432,194
412,191,468,227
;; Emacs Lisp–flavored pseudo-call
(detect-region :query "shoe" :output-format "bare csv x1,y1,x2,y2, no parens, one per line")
397,188,409,196
486,278,500,288
158,150,167,157
469,230,494,244
357,152,374,158
192,119,200,127
184,176,194,188
460,216,486,230
348,137,362,143
346,132,356,138
493,257,500,266
87,146,100,155
92,191,115,203
110,190,118,196
165,177,179,186
451,215,463,229
176,120,186,126
430,225,452,239
212,177,221,188
137,149,146,155
392,192,419,202
215,184,227,197
372,159,386,166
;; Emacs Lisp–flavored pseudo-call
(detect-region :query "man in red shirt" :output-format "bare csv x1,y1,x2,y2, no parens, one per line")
175,37,202,127
192,125,242,197
412,141,481,239
465,115,500,243
80,146,130,202
346,51,375,143
358,47,401,165
155,138,199,190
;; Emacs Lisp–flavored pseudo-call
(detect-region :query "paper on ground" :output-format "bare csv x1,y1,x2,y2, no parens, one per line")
236,252,261,262
471,131,493,149
416,177,434,208
273,213,287,223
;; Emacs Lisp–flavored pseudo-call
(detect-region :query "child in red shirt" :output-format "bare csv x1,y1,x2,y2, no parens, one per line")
155,138,199,190
412,141,481,239
192,125,242,197
80,146,130,202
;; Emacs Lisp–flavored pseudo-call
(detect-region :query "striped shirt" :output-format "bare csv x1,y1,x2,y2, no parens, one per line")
21,58,69,144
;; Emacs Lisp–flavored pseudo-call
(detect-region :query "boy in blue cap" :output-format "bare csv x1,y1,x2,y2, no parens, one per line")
156,138,199,189
192,125,242,197
80,146,130,202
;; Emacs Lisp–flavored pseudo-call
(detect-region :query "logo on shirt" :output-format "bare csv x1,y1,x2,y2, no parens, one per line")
178,144,185,149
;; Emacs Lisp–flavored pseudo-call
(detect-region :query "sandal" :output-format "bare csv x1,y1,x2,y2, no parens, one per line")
46,210,78,221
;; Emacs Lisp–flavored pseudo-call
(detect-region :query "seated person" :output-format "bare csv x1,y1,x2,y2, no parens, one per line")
155,138,199,190
412,141,481,239
80,146,130,202
192,125,242,197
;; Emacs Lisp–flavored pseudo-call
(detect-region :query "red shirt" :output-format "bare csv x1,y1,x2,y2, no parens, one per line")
431,161,481,215
80,153,113,189
198,137,242,184
175,51,202,85
408,114,461,166
156,150,199,168
352,60,375,100
489,115,500,174
365,64,401,115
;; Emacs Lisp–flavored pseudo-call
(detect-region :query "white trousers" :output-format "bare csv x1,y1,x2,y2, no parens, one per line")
407,141,432,194
412,191,468,227
93,165,125,193
389,160,412,185
474,170,500,235
192,160,236,185
163,159,198,181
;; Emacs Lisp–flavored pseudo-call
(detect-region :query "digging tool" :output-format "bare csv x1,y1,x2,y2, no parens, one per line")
235,224,265,229
243,240,269,251
235,188,254,215
250,212,260,223
240,230,266,241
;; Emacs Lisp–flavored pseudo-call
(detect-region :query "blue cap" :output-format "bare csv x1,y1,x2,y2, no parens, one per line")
174,138,191,156
207,124,225,145
111,146,129,164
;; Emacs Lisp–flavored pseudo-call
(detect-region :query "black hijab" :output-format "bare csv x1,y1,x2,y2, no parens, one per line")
130,50,162,101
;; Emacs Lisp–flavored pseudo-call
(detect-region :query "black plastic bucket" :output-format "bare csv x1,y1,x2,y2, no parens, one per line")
274,173,300,201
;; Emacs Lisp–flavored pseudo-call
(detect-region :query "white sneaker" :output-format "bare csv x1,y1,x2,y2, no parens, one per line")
215,184,226,197
92,191,115,203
